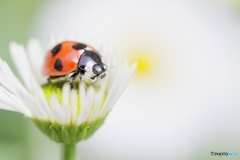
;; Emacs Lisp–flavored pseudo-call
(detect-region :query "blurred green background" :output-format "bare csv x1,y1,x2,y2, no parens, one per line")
0,1,44,160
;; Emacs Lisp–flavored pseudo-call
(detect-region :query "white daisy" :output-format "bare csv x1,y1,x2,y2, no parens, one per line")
0,37,137,143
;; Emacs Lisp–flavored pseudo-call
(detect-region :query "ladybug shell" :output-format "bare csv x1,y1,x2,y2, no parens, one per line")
43,41,97,76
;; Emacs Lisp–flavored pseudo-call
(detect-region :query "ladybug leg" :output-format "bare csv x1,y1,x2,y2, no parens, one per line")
100,73,106,79
48,76,65,83
79,69,87,90
90,75,98,80
68,71,79,83
47,77,52,83
47,76,57,83
68,70,80,89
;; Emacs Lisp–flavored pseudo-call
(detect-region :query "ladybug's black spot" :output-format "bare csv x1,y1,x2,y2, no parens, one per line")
54,58,63,71
72,43,86,50
51,43,62,56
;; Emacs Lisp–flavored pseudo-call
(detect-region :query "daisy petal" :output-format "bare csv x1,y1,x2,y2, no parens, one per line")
0,86,31,116
70,90,78,124
50,95,65,124
62,83,70,106
30,78,54,121
77,85,94,124
0,58,26,94
27,38,46,84
0,101,16,112
9,42,33,90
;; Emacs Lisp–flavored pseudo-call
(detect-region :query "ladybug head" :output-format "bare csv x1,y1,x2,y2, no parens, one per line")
92,63,107,76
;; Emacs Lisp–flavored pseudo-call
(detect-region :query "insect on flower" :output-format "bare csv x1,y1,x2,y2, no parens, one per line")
43,41,107,85
0,37,137,143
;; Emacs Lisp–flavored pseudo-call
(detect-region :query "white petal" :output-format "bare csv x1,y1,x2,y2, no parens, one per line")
9,42,33,90
77,86,94,125
100,62,136,116
27,38,46,84
105,61,121,92
110,62,132,104
0,101,16,111
0,70,17,94
0,86,31,116
16,87,46,119
62,103,71,124
0,90,18,112
30,78,54,121
50,95,65,124
100,64,124,114
79,83,86,113
62,83,70,106
70,90,78,124
0,59,26,95
89,79,107,121
110,63,136,105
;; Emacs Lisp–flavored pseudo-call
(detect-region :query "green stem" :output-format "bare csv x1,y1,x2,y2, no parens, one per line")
61,143,76,160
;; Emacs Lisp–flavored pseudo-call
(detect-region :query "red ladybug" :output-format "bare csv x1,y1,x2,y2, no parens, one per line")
43,41,107,83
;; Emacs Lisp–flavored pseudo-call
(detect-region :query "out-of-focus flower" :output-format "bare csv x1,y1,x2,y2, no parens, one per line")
0,37,136,144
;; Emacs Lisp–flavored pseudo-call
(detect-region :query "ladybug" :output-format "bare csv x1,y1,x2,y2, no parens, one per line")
43,41,107,84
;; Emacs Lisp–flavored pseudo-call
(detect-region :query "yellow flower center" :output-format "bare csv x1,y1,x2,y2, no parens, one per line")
131,54,152,75
128,48,160,80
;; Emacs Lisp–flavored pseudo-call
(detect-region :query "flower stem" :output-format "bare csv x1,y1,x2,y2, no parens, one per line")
61,143,76,160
